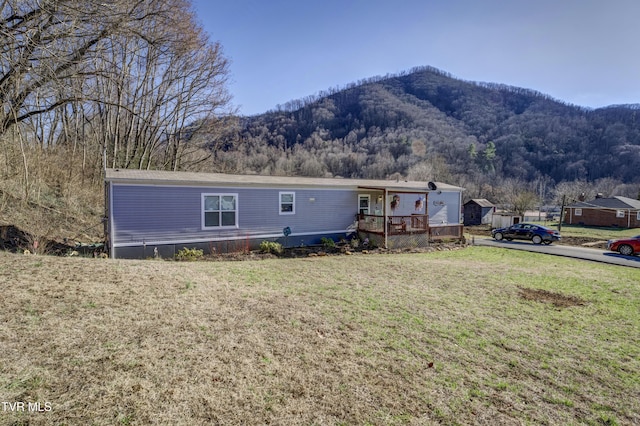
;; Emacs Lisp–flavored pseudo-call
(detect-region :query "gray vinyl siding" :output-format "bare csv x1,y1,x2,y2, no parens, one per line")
429,191,461,224
110,184,358,246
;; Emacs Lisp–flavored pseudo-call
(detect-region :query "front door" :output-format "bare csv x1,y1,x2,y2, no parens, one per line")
358,194,370,215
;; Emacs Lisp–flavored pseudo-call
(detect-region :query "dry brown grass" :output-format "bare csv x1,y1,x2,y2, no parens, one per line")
0,248,638,425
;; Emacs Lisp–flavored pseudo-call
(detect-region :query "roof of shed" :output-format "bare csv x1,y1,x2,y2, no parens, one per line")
465,198,495,207
105,169,463,192
568,196,640,210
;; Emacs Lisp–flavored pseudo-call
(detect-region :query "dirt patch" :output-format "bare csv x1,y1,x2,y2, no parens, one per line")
519,287,586,308
0,224,103,256
563,236,607,249
0,224,70,255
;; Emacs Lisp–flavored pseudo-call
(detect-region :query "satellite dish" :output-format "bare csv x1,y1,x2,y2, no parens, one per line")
428,182,437,191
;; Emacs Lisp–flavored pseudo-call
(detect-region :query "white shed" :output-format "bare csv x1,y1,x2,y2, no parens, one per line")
491,212,522,229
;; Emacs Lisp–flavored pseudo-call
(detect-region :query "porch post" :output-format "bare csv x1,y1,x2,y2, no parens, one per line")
384,188,388,249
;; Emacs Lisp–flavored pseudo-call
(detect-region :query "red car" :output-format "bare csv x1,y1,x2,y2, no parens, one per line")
606,235,640,256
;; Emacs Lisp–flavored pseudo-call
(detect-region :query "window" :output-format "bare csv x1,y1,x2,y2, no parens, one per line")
637,211,640,220
279,192,295,215
202,194,238,228
574,208,582,216
616,210,625,218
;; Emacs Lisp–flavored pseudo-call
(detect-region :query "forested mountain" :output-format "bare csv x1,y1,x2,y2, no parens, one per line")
217,66,640,200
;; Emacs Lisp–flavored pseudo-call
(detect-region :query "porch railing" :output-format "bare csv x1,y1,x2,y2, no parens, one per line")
357,214,464,239
357,214,429,235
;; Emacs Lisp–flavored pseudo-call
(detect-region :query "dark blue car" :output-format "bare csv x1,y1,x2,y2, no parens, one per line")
492,223,561,245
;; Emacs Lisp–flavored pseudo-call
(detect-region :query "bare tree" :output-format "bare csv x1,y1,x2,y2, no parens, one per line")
84,0,235,171
511,191,539,217
0,0,130,134
552,180,595,205
0,0,234,242
1,0,234,183
495,178,538,215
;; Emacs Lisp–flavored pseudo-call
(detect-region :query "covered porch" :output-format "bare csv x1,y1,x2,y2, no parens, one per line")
355,185,463,249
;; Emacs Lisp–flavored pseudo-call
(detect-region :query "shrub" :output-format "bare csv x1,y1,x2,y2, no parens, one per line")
259,240,283,255
175,247,203,261
321,237,336,249
350,238,360,249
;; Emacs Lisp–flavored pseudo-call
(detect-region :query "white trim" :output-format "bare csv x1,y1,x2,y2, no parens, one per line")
574,208,582,216
616,209,625,218
201,193,239,229
112,229,352,248
279,191,295,215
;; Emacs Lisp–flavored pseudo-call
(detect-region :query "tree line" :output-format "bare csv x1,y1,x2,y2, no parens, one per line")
0,0,234,195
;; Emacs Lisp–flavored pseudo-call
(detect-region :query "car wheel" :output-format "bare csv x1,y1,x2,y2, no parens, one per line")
494,232,503,241
543,240,552,245
618,244,634,256
532,235,543,244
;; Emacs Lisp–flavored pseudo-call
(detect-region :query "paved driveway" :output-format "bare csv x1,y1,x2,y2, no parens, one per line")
473,237,640,268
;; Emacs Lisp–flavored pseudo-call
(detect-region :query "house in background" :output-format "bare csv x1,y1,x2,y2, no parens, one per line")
105,169,464,259
463,199,495,226
564,196,640,228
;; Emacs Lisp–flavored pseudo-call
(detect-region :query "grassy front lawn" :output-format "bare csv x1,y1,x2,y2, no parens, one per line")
0,248,638,425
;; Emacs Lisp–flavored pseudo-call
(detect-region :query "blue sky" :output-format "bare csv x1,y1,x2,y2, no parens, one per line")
191,0,640,116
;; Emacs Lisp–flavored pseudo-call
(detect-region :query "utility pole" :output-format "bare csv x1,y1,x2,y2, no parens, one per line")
558,195,566,232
